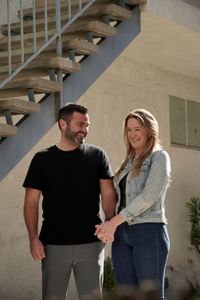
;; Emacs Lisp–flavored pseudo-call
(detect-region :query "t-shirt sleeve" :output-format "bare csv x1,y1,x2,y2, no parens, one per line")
99,150,113,179
23,153,43,191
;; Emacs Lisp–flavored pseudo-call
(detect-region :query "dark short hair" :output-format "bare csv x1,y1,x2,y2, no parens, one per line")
58,103,88,123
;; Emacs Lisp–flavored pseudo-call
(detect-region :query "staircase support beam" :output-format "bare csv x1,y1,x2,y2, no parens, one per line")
27,89,36,102
5,111,13,125
48,68,57,81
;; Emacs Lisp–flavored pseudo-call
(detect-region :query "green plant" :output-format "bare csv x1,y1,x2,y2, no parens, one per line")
103,256,117,299
186,197,200,253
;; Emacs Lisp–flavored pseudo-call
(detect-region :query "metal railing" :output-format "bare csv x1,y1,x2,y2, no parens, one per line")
0,0,96,89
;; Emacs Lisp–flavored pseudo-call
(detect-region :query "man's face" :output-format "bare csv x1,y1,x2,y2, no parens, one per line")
64,112,90,146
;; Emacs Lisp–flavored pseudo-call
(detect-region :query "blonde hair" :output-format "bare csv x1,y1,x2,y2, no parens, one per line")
115,109,160,177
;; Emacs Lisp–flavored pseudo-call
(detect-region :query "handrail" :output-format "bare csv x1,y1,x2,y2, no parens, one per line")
0,0,96,89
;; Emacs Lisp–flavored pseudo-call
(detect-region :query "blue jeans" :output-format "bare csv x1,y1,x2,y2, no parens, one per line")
112,223,170,300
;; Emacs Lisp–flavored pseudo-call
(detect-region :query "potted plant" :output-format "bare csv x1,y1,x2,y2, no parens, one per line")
103,256,117,300
186,196,200,254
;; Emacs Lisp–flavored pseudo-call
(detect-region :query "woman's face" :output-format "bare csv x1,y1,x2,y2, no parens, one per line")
126,117,149,156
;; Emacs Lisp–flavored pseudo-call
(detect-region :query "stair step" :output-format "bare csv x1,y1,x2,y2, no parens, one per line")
1,14,72,35
0,20,115,52
0,57,80,79
17,1,90,19
0,123,17,137
3,7,83,35
0,99,40,115
66,20,116,37
19,0,144,19
83,3,132,20
61,38,99,55
0,39,98,65
0,77,61,99
2,4,130,35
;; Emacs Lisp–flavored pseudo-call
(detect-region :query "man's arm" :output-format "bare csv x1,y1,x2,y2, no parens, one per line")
100,179,116,221
24,187,45,261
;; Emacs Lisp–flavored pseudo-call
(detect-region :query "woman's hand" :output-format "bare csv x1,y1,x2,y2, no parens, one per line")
95,221,116,243
95,214,125,243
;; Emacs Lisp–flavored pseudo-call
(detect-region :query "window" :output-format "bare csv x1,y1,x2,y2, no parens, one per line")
169,96,200,149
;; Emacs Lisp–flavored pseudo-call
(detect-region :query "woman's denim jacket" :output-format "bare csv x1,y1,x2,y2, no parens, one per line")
114,149,171,225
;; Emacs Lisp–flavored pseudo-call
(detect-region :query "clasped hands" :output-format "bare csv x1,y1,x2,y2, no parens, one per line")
94,220,116,244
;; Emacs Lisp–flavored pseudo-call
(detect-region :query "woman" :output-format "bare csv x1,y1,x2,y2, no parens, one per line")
95,109,171,300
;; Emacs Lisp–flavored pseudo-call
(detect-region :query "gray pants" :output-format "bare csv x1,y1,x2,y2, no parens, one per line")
42,242,105,300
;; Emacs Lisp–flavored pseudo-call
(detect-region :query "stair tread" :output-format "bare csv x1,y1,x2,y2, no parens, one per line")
18,0,145,19
0,77,61,98
18,0,89,18
0,39,98,65
66,20,116,37
0,123,17,137
0,57,80,76
84,3,132,20
61,38,99,54
2,4,130,35
0,99,40,114
1,14,70,35
0,20,115,50
3,77,60,90
27,57,80,71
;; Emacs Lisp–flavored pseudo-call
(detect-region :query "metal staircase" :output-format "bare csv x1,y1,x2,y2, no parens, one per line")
0,0,146,180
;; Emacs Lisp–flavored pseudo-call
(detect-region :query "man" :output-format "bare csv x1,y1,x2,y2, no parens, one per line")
23,103,116,300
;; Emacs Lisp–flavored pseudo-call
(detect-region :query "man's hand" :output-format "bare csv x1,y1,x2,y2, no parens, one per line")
30,238,45,261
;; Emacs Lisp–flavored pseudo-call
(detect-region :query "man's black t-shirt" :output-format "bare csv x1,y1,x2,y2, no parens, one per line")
23,144,113,245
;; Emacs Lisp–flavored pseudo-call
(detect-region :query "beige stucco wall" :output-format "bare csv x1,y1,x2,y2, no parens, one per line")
1,44,200,298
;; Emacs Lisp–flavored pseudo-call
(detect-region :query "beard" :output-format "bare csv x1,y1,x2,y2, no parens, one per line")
64,130,86,146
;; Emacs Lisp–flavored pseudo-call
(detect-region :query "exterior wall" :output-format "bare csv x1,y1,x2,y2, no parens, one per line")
1,46,200,298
